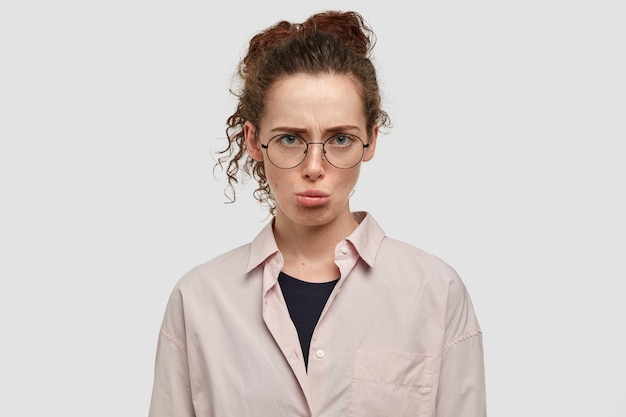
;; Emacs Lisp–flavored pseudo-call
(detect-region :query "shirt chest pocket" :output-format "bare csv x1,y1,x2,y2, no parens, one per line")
348,348,438,417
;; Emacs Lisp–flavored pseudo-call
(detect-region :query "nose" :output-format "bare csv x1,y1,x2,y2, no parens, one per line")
302,142,325,179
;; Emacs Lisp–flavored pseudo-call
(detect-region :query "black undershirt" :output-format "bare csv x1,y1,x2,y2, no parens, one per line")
278,271,339,370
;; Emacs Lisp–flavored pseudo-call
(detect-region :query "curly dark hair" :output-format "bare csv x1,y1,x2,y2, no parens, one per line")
214,10,391,214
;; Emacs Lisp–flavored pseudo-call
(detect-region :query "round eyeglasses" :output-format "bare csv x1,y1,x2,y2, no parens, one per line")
260,133,369,169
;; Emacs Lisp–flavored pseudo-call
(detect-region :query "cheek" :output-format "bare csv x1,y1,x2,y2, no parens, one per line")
344,167,362,188
264,167,286,195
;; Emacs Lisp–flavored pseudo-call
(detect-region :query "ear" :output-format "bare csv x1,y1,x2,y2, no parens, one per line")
362,125,378,162
244,121,264,162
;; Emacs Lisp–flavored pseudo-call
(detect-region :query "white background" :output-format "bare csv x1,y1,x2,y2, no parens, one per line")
1,0,624,416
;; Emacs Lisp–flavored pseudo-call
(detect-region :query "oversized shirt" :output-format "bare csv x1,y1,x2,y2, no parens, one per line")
149,212,486,417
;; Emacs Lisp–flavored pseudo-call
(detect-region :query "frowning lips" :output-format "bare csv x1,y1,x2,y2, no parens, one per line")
296,189,330,207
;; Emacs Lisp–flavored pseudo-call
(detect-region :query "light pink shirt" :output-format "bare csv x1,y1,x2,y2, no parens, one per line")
149,212,486,417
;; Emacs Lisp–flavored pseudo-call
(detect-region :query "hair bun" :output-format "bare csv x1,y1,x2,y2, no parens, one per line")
244,10,374,71
301,10,375,57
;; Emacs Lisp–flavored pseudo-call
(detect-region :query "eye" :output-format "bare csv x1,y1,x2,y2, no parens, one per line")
277,134,304,146
328,134,356,147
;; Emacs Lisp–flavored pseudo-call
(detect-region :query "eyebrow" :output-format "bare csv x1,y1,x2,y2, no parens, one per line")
269,125,362,135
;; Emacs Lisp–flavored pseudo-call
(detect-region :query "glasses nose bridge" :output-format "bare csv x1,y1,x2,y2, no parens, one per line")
304,141,327,160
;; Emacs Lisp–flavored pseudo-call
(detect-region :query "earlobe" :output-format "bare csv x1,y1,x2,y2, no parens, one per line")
244,121,264,162
362,125,378,162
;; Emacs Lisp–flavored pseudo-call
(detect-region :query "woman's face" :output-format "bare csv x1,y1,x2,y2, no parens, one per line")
244,73,377,230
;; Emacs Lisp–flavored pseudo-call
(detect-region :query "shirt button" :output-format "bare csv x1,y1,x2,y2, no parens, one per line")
316,349,325,359
340,246,349,255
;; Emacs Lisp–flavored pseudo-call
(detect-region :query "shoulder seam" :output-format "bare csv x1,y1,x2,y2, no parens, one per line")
443,327,482,350
160,327,187,351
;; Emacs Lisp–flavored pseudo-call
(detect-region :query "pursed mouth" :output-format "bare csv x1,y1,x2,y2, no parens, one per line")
296,191,330,207
298,190,329,198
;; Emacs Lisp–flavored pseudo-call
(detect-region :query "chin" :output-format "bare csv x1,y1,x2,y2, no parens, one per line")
281,205,337,227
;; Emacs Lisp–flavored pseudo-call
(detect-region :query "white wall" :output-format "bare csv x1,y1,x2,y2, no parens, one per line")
1,0,624,415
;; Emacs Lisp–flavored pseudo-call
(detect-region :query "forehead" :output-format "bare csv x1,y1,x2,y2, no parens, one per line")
261,73,366,131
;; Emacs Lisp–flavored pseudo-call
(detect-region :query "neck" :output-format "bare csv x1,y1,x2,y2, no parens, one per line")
273,211,358,282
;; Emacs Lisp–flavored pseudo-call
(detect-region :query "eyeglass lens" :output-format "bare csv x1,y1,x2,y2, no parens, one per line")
264,134,366,169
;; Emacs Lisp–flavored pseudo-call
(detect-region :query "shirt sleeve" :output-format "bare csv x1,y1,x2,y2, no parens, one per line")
148,288,196,417
435,274,487,417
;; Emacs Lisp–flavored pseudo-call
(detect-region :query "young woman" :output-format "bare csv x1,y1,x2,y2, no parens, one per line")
149,10,486,417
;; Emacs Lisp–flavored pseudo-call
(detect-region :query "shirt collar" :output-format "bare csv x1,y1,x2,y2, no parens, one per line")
246,211,386,273
345,211,386,267
246,219,279,273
